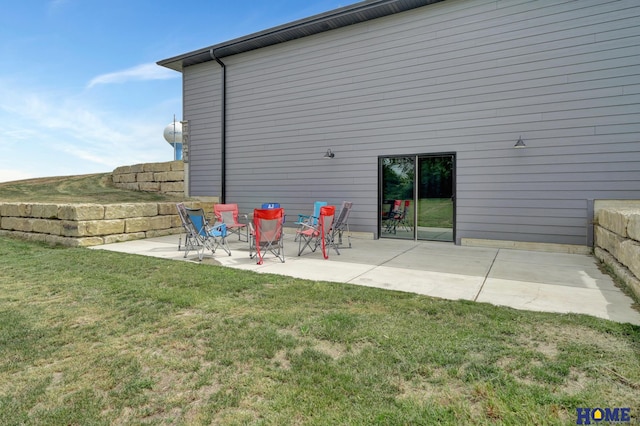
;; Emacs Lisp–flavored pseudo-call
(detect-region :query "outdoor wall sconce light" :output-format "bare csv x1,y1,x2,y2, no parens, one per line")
514,136,526,148
323,149,335,159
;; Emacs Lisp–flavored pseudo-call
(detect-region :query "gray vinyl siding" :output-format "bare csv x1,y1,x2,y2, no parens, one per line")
183,0,640,245
183,63,222,196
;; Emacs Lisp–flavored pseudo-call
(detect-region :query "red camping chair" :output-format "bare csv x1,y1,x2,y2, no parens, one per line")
296,205,337,259
214,203,248,241
261,202,286,223
383,200,402,234
398,200,412,231
249,207,285,264
294,201,327,242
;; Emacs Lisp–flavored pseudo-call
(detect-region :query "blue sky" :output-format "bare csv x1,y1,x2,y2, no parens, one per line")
0,0,348,182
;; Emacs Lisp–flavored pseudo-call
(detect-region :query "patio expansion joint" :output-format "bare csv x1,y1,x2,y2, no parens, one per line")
474,248,500,302
345,242,420,284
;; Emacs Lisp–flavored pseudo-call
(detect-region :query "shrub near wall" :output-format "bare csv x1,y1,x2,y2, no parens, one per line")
0,201,214,247
594,207,640,300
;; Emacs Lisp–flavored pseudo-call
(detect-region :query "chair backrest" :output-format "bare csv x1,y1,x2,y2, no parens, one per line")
253,207,285,242
319,206,335,236
333,201,353,229
214,203,240,224
176,203,190,227
311,201,328,225
177,203,199,235
401,200,411,218
319,205,336,259
186,208,207,237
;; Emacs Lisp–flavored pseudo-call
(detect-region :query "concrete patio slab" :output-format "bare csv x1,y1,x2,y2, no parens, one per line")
89,233,640,325
477,278,640,325
349,266,484,301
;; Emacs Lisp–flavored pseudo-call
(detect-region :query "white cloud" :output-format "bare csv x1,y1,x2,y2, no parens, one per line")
0,80,177,179
87,63,179,88
0,169,36,183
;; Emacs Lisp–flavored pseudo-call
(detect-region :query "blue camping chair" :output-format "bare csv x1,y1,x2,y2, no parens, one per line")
183,207,231,261
261,203,285,223
295,201,327,241
296,205,338,259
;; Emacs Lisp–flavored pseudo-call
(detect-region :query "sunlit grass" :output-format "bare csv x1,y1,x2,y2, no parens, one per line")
397,198,453,228
0,173,187,203
1,235,638,424
417,198,453,228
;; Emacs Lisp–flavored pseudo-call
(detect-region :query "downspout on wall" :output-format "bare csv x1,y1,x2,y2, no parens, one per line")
210,49,226,203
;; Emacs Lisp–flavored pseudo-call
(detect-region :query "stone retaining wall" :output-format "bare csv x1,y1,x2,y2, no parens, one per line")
594,206,640,300
0,201,213,247
112,161,184,196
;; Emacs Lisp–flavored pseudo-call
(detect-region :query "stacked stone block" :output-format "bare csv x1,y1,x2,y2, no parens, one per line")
595,208,640,300
112,161,184,196
0,201,214,247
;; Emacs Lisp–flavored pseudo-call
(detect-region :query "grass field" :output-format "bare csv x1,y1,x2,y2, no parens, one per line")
417,198,453,228
0,173,186,203
0,236,639,424
387,199,453,229
0,174,639,424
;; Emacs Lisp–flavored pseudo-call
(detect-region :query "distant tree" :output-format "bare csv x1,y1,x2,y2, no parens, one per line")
420,156,452,198
382,158,414,200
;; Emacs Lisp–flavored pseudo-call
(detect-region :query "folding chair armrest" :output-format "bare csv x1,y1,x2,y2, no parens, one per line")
295,214,311,224
296,214,320,223
297,222,318,231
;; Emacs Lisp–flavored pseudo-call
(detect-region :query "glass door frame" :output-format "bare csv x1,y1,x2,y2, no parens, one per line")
378,152,456,242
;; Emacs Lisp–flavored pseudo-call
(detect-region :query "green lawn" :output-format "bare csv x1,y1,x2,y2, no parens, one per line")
1,236,638,425
417,198,453,228
0,173,187,203
395,199,453,229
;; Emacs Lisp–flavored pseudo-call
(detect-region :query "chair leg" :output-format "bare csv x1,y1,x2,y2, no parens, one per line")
297,232,317,256
280,237,285,263
326,233,340,256
218,236,231,256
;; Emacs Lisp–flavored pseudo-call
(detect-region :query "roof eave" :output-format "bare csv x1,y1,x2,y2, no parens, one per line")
157,0,444,72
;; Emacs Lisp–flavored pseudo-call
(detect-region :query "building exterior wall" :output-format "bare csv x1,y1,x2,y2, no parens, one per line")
184,62,223,197
183,0,640,245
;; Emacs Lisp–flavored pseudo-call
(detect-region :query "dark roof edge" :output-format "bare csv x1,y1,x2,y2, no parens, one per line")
157,0,443,72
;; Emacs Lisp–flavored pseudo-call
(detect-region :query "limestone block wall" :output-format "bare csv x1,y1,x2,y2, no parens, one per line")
112,161,184,196
0,201,214,247
594,207,640,300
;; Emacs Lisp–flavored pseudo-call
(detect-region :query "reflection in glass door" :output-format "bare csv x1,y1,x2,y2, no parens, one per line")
379,154,455,242
380,157,415,240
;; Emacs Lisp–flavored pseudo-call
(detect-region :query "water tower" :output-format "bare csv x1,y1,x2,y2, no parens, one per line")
163,117,183,161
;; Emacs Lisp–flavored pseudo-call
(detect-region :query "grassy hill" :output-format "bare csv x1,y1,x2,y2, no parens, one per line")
0,173,188,203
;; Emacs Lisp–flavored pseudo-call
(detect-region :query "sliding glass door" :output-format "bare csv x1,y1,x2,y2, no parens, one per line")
379,153,455,242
